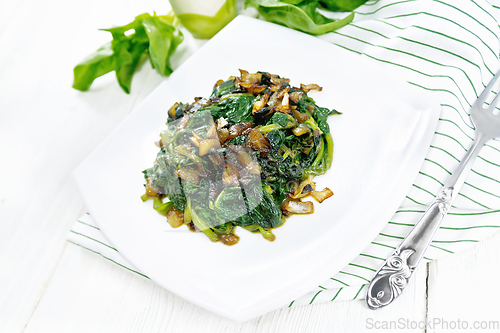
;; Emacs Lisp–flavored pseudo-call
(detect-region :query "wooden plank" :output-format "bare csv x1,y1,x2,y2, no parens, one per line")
0,0,441,331
427,230,500,332
24,243,427,332
0,183,83,332
0,0,174,330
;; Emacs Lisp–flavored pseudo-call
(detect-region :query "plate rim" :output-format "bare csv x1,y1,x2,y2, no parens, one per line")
73,15,441,322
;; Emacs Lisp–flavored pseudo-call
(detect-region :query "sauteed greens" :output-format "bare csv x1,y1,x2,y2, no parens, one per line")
142,70,339,245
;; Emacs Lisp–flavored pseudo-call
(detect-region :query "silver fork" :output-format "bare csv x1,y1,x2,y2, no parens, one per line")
366,69,500,309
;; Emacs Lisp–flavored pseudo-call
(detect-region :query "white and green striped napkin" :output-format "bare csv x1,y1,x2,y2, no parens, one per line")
69,0,500,308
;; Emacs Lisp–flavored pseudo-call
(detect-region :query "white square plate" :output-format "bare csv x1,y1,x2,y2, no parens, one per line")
74,16,440,322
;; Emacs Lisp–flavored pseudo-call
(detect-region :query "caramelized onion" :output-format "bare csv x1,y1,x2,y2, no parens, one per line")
206,123,218,140
267,91,279,109
289,175,316,199
303,145,313,155
217,117,229,128
191,131,203,142
177,115,190,130
229,145,262,175
269,85,281,93
218,233,240,246
283,200,314,214
307,104,315,114
228,122,253,140
185,98,211,114
275,91,290,113
270,76,288,89
292,124,311,136
222,162,240,187
240,83,267,95
145,178,162,197
189,136,200,147
174,166,200,185
246,127,270,154
311,187,334,203
292,108,309,123
289,91,303,104
208,149,224,166
300,83,322,93
239,69,261,84
198,139,221,156
168,102,180,118
252,92,270,114
213,79,224,90
276,87,289,99
217,128,229,143
238,69,266,95
166,208,184,228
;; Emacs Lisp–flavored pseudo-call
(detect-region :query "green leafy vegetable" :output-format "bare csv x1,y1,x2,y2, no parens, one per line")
72,13,183,93
153,197,175,215
319,0,368,11
245,0,358,35
142,15,183,76
72,42,115,91
211,79,236,98
111,36,149,94
260,113,298,133
218,94,255,123
142,70,339,245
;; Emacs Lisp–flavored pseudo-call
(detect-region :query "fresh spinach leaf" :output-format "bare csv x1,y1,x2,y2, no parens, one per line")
319,0,368,11
72,13,183,93
111,36,149,94
245,0,354,35
72,42,115,91
142,16,184,76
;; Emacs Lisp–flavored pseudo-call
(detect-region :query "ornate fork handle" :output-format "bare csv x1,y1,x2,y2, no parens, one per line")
366,133,489,309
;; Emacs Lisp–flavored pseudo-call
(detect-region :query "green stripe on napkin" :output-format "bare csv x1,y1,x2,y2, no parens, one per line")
69,0,500,307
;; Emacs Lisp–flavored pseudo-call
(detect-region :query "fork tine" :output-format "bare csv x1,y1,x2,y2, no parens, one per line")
477,69,500,105
490,91,500,110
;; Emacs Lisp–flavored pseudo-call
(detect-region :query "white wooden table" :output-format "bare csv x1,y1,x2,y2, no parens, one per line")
1,0,500,331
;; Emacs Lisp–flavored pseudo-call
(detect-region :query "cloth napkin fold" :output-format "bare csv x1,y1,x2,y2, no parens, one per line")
69,0,500,308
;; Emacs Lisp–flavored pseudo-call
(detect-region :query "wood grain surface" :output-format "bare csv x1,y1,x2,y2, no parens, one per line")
1,0,498,331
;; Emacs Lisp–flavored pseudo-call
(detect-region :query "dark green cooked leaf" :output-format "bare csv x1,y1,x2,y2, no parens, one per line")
218,94,255,123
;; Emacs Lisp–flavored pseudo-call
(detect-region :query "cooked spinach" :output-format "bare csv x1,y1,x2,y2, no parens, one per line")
211,79,236,97
143,70,339,245
218,94,255,123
